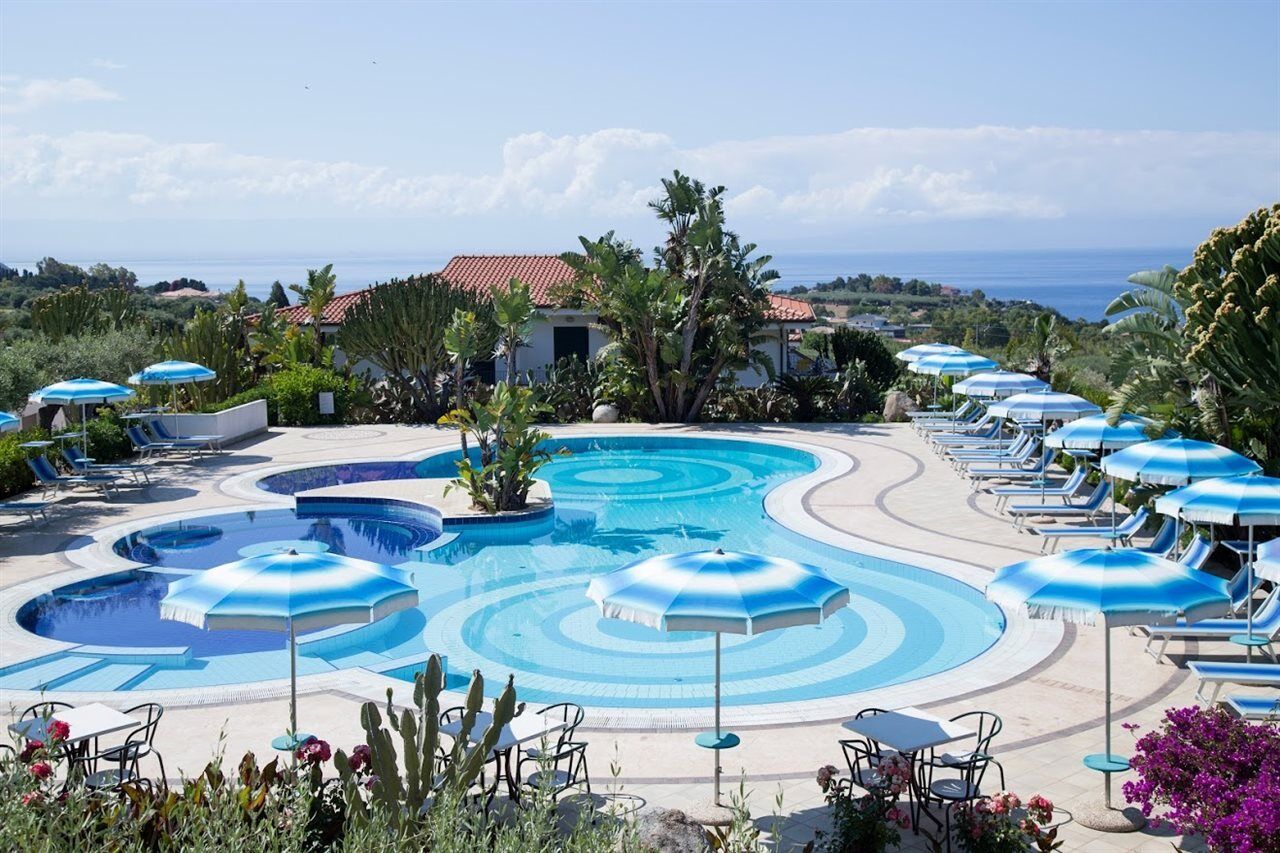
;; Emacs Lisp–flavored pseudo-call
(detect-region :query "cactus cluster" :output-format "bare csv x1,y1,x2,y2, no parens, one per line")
334,654,521,828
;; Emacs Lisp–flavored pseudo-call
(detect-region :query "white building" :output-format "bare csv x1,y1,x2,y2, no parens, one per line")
270,255,814,387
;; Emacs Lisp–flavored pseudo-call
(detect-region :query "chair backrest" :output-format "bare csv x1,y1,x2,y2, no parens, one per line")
26,456,60,483
1077,480,1110,510
21,701,74,724
840,737,886,790
1060,465,1088,493
949,710,1002,756
149,420,176,440
124,702,164,746
1118,507,1149,535
126,426,153,448
439,706,465,727
1256,587,1280,633
1178,535,1212,570
536,702,584,749
1142,517,1178,556
61,447,89,472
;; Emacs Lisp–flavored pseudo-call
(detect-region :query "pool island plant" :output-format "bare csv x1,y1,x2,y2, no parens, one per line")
438,380,559,513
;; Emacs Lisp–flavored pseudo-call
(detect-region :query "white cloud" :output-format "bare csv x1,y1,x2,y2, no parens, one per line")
0,76,121,113
90,59,127,70
1,124,1274,230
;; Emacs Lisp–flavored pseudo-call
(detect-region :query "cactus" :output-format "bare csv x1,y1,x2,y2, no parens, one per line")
335,654,521,828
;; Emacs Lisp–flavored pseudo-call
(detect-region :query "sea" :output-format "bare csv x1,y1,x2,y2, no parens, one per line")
5,247,1191,321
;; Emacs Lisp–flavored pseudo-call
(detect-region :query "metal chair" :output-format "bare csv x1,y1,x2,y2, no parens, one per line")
20,701,74,722
76,727,154,793
524,702,585,760
837,736,893,795
517,740,591,804
98,703,167,787
921,751,1004,853
936,711,1002,770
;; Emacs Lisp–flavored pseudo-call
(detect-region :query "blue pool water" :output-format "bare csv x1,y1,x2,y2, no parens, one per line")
15,437,1005,706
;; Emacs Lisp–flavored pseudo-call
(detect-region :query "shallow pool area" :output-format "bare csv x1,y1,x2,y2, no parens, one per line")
9,436,1006,708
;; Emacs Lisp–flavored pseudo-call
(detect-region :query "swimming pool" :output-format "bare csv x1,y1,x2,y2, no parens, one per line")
12,436,1006,707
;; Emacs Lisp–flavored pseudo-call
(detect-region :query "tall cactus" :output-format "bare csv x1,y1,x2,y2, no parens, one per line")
335,654,521,828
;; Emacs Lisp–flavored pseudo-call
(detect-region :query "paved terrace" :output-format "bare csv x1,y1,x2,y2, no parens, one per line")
1,422,1251,851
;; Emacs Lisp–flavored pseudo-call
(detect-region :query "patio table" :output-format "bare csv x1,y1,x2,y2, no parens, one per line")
842,706,976,833
9,703,140,778
440,710,566,801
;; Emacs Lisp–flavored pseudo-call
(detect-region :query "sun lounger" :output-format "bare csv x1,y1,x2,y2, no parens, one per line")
920,413,996,434
1007,480,1109,530
1177,535,1213,571
148,420,223,451
126,426,201,460
909,401,978,422
1140,587,1280,663
1032,507,1149,553
1225,563,1266,615
1226,694,1280,720
1187,660,1280,703
948,434,1033,464
1135,517,1178,557
26,456,118,499
0,500,51,526
991,466,1088,511
967,447,1054,486
63,447,152,484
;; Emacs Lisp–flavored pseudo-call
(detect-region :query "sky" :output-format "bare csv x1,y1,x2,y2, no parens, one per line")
1,0,1277,263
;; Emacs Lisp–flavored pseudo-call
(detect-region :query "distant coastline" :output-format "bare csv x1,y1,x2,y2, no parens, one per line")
3,246,1189,321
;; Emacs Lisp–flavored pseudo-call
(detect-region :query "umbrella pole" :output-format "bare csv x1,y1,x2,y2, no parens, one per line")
289,619,298,739
172,384,179,435
1104,626,1113,808
1110,476,1117,538
714,631,722,806
1246,526,1255,661
81,402,89,458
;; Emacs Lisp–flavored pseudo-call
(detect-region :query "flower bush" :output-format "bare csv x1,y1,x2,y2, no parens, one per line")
815,754,913,852
1123,705,1280,852
952,790,1061,852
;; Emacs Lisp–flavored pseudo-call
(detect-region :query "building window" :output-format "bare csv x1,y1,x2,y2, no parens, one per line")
553,326,590,365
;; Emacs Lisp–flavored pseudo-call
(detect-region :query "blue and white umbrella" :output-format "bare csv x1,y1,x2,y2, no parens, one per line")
128,360,217,432
1044,414,1171,452
908,351,998,377
1156,475,1280,656
986,390,1102,423
953,370,1047,399
894,342,964,364
587,548,848,806
1100,438,1261,487
988,547,1229,819
30,378,135,455
162,549,418,741
0,412,19,433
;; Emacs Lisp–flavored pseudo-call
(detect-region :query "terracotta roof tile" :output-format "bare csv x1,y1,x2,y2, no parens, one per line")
261,255,813,325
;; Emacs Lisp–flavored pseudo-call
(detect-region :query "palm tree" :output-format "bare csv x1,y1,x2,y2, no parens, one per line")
444,308,484,458
289,263,337,362
1023,312,1071,383
492,278,536,382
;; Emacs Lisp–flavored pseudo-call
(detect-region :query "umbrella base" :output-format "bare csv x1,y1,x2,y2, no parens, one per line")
685,799,735,827
1074,800,1146,833
1026,515,1057,525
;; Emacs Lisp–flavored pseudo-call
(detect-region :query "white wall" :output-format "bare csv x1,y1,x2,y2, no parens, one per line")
498,310,609,382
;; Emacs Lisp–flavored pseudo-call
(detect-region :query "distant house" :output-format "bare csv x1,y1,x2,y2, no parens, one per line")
846,313,905,339
939,285,962,297
266,254,814,387
157,287,220,300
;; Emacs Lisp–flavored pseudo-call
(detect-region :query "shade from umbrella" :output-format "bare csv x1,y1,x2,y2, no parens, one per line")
128,360,217,432
1155,475,1280,657
1044,414,1172,451
30,378,135,456
1099,438,1261,487
0,412,19,433
161,550,418,739
987,547,1229,821
894,342,965,364
953,370,1047,399
587,548,848,806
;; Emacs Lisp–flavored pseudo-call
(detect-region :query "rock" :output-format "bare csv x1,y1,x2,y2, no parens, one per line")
882,390,918,422
592,403,619,424
626,808,710,853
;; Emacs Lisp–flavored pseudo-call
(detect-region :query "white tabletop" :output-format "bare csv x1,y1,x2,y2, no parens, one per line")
841,706,975,755
440,710,566,753
8,703,139,746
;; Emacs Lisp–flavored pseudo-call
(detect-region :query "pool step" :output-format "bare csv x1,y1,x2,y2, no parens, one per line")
0,655,105,691
51,663,154,692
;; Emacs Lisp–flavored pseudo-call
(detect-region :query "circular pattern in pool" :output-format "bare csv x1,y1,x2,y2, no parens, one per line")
21,437,1006,707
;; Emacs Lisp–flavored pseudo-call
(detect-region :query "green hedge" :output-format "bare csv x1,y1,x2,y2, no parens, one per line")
0,430,42,498
270,366,359,427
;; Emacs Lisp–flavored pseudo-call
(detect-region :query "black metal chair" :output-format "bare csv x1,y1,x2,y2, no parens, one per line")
517,739,591,804
524,702,585,760
19,701,74,722
936,711,1002,770
920,751,1005,852
76,726,154,793
837,736,892,795
97,703,167,787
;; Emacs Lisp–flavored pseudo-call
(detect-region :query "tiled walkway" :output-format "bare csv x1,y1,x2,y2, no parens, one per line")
0,422,1255,850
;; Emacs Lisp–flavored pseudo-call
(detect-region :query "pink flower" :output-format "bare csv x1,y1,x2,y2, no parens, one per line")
18,740,43,763
29,761,52,780
294,736,331,765
816,763,838,791
363,775,379,791
45,720,70,743
347,744,371,773
21,791,43,807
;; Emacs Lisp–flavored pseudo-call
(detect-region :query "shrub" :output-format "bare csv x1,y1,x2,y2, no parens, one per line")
0,430,42,498
1123,705,1280,852
203,384,278,425
830,327,900,390
77,409,132,462
269,366,359,427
